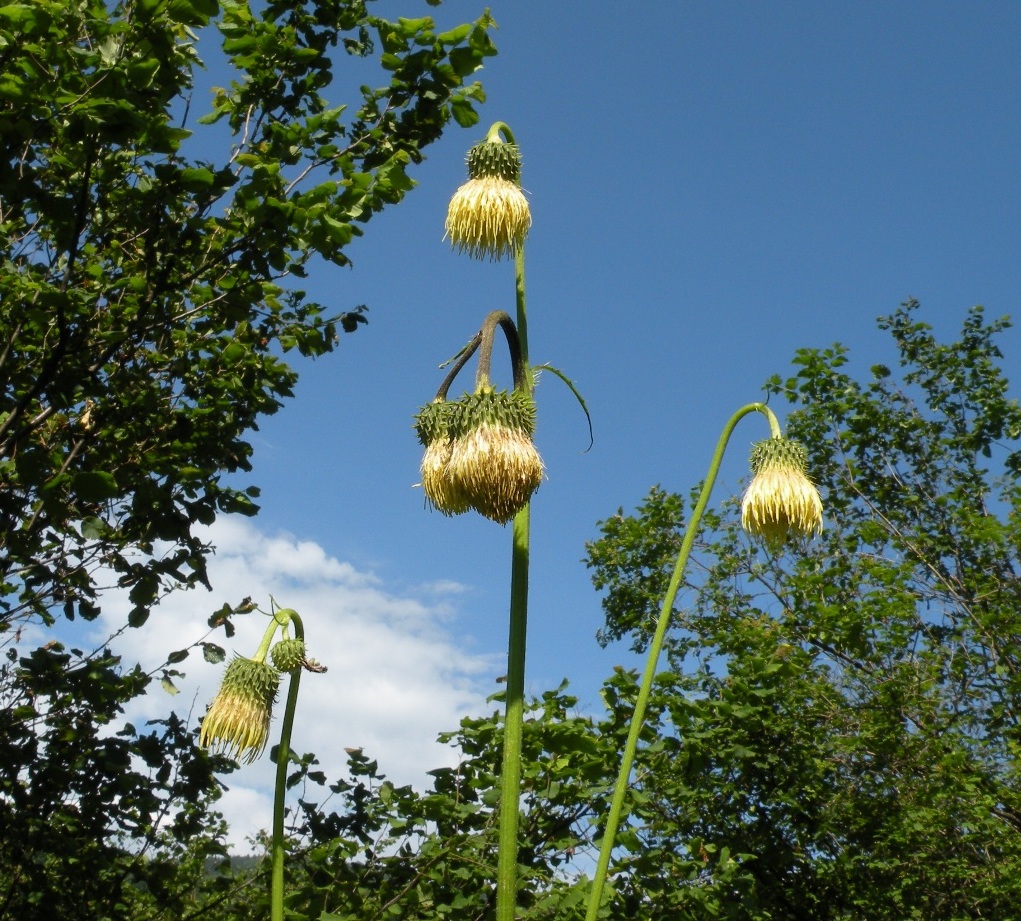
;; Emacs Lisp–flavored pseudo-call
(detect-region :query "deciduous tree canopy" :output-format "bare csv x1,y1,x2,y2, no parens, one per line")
0,2,494,916
582,301,1021,918
3,7,1020,917
238,303,1021,920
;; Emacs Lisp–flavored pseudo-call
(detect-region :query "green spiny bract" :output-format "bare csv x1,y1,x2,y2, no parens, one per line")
270,638,306,672
414,399,458,446
749,435,810,475
448,387,537,438
466,140,522,182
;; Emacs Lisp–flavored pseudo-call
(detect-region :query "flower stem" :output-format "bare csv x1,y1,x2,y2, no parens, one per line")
495,243,531,921
487,121,517,145
271,612,304,921
433,333,481,402
514,249,529,378
497,504,530,921
584,402,778,920
476,310,526,391
252,613,282,663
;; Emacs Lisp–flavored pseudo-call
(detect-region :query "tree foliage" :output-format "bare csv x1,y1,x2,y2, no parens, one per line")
0,0,494,628
163,301,1021,921
4,16,1020,915
0,1,494,916
583,301,1021,917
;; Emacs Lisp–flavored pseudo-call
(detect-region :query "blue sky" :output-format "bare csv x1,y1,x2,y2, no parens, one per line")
249,1,1021,683
99,1,1021,846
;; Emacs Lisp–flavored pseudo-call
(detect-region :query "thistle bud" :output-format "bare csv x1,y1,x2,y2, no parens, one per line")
199,656,280,764
270,638,306,672
444,139,530,261
444,388,544,523
741,436,824,549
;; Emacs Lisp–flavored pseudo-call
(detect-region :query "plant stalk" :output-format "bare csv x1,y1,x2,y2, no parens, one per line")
495,244,531,921
584,402,777,920
271,612,304,921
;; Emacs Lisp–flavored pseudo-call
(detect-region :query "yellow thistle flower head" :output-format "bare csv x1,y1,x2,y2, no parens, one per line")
444,388,543,523
414,399,473,516
444,139,530,261
199,656,280,764
741,436,823,549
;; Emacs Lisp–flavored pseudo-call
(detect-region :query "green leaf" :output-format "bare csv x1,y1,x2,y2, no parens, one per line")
201,642,226,664
449,46,481,77
533,363,594,451
72,471,119,502
438,23,472,44
166,0,218,26
397,16,433,37
179,167,216,191
0,3,46,30
450,97,479,128
79,516,111,539
322,214,354,244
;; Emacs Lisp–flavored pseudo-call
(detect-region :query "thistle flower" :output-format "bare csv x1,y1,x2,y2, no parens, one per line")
415,399,473,516
741,436,823,548
199,656,280,764
444,388,544,524
447,420,544,523
445,139,530,260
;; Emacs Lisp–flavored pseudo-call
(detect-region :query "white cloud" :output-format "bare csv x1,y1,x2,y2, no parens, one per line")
90,517,500,852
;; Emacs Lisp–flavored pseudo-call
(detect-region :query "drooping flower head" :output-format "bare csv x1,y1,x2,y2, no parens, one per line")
414,311,543,523
199,655,280,764
445,133,530,261
741,436,823,549
415,398,473,516
443,387,544,523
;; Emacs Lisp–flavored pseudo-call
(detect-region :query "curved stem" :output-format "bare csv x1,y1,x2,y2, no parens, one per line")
486,121,516,145
271,613,304,921
434,333,482,402
584,402,777,920
476,309,525,391
495,233,531,921
253,607,287,663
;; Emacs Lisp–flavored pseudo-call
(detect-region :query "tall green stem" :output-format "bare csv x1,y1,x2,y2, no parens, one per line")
495,245,531,921
513,248,529,374
271,612,304,921
584,402,778,920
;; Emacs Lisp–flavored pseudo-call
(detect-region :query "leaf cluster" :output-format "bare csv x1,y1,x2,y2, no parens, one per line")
0,0,495,629
206,687,621,921
0,2,496,917
0,637,236,920
581,301,1021,917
